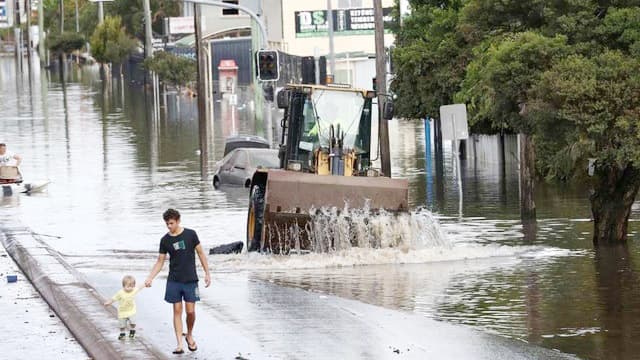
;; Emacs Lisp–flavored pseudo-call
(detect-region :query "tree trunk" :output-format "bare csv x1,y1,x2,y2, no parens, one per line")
519,133,536,220
590,165,640,246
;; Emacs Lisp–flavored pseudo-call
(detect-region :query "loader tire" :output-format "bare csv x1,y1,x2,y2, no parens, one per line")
247,184,265,252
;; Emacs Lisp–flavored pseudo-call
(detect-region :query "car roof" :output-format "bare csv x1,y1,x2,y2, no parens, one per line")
224,135,269,145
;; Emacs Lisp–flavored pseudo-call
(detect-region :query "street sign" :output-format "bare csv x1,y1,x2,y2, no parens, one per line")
169,16,194,34
295,7,394,38
439,104,469,141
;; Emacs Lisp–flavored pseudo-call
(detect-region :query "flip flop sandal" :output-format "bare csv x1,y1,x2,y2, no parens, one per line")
172,349,184,354
188,342,198,352
185,336,198,351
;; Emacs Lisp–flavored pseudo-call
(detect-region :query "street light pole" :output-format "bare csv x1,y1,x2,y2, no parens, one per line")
373,0,391,177
327,0,335,77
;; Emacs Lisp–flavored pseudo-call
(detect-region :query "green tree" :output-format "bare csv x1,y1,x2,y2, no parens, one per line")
456,32,570,133
90,16,138,68
109,0,181,39
47,31,85,54
393,0,640,243
530,51,640,245
143,51,196,89
391,3,471,119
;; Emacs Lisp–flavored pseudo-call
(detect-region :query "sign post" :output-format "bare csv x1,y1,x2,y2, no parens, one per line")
440,104,469,219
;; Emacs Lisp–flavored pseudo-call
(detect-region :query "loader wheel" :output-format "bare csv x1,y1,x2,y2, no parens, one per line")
247,184,265,252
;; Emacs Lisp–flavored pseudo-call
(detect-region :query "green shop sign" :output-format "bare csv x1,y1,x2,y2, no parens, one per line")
295,7,394,38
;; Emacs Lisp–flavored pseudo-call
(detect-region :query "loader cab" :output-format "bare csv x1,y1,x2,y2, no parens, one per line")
277,85,374,176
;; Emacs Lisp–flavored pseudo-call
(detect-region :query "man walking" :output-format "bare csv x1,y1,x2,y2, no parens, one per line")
145,209,211,354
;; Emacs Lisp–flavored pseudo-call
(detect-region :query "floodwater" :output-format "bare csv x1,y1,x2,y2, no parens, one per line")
1,58,639,359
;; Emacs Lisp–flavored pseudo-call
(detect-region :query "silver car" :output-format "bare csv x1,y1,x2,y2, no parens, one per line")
213,148,280,188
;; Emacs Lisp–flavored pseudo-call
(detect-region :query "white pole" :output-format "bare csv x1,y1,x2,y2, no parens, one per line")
452,115,463,220
327,0,335,76
98,2,104,23
207,41,214,125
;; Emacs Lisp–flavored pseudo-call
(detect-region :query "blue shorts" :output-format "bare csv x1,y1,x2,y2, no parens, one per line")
164,281,200,303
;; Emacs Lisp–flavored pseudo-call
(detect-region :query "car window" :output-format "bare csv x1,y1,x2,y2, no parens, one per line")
221,150,236,170
234,151,248,168
249,151,280,168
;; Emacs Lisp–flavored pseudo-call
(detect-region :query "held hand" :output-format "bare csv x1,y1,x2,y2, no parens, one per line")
144,278,152,288
204,274,211,288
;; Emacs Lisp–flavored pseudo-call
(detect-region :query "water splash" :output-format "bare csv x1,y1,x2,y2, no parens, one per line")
267,203,451,253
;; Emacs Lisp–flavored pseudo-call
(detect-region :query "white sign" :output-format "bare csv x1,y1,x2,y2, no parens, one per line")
0,1,7,22
439,104,469,141
169,16,194,34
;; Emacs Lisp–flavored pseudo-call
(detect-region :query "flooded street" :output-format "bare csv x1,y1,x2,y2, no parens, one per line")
2,59,640,359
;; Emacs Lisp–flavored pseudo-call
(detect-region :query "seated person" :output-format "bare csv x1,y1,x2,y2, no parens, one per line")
0,143,21,167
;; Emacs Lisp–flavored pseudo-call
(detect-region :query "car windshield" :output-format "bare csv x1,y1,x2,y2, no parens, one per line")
307,89,366,151
249,151,279,168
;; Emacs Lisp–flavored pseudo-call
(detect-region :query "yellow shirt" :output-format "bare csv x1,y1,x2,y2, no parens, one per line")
112,288,141,319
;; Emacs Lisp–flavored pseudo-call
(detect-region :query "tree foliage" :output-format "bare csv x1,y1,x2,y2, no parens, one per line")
109,0,181,39
393,0,640,242
90,16,138,65
391,3,471,118
143,51,196,88
530,51,640,180
456,32,570,133
42,0,180,41
47,31,86,53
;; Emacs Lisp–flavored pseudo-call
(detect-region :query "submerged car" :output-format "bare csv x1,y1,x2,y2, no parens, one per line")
223,135,270,156
213,148,279,188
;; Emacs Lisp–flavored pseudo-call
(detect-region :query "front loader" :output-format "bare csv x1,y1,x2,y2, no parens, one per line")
247,84,408,253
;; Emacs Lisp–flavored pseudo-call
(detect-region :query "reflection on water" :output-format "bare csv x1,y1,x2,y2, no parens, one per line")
1,59,640,359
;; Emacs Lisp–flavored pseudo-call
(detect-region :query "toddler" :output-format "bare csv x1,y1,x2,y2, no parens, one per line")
104,275,144,340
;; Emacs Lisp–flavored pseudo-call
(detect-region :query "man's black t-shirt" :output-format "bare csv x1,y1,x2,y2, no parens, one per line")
159,228,200,283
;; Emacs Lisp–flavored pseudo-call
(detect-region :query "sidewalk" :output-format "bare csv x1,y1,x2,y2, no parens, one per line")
0,224,166,360
0,244,87,359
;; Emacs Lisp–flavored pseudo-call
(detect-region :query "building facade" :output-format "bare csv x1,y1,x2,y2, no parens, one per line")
280,0,395,57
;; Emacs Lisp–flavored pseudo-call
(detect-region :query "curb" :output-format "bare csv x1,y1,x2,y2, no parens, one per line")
0,225,167,360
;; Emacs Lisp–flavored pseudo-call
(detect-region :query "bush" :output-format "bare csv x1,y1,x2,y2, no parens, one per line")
143,51,196,88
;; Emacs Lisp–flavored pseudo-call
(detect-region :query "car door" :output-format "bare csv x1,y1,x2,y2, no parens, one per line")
218,150,238,185
228,150,249,185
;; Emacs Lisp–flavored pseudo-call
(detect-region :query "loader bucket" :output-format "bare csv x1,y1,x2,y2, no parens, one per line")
260,170,409,253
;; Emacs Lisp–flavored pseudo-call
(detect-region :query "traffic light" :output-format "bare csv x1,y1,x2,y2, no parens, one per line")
256,50,279,81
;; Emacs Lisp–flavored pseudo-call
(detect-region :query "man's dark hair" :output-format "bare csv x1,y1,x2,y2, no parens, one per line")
0,144,5,147
163,208,181,222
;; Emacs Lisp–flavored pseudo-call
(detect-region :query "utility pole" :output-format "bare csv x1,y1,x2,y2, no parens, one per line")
38,0,44,65
14,0,22,72
74,0,79,32
60,0,64,32
25,0,31,71
142,0,152,58
327,0,335,77
98,1,103,24
194,4,209,179
373,0,391,177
